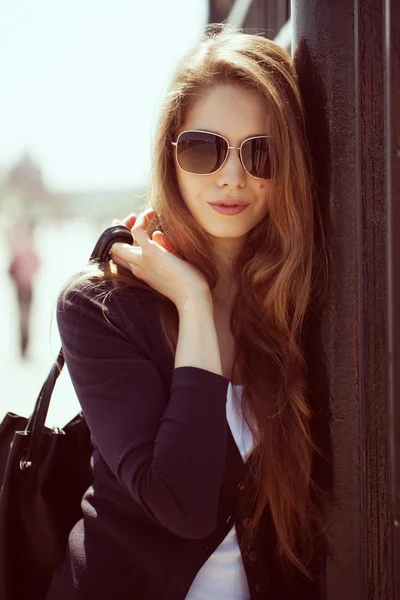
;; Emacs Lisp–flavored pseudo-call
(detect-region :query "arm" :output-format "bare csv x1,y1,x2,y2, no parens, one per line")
174,292,222,375
57,281,229,540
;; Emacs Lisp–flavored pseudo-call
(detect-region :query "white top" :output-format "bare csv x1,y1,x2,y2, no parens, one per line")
185,383,256,600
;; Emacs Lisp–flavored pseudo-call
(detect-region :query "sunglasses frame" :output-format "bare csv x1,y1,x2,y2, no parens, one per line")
171,129,273,180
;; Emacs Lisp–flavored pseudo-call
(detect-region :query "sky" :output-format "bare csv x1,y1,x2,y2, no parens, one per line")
0,0,208,191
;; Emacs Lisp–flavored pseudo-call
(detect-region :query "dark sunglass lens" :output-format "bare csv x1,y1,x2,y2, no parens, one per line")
176,132,227,174
241,137,271,179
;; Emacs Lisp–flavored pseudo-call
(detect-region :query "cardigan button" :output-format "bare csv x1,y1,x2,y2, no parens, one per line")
254,583,262,593
242,517,251,528
248,550,257,562
237,479,246,491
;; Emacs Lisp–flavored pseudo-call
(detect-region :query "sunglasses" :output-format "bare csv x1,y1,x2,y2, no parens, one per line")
171,130,273,179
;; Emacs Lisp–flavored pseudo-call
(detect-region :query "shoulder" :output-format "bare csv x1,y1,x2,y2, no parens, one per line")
57,272,167,343
58,271,163,310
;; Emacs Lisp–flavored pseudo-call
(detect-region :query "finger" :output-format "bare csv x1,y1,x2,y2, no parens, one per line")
122,213,137,229
112,214,137,229
151,230,165,246
110,255,131,271
131,209,154,249
110,243,140,269
152,231,175,253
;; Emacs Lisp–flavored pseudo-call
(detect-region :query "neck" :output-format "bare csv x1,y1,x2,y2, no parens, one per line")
210,237,243,308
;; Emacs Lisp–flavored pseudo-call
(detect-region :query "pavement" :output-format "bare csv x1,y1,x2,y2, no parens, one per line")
0,217,107,428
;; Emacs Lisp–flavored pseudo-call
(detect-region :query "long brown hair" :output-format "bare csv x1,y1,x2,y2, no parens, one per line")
68,25,329,578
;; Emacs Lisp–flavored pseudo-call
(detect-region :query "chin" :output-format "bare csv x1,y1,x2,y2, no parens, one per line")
205,225,251,240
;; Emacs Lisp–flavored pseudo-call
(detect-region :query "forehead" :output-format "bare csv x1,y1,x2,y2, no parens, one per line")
180,84,270,144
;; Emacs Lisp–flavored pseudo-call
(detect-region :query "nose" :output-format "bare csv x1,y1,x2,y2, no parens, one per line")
215,147,246,189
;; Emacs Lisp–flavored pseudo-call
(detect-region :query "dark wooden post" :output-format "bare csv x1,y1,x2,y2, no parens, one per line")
387,0,400,596
292,0,399,597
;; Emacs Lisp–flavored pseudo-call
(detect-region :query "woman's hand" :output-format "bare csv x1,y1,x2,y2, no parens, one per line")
110,209,210,309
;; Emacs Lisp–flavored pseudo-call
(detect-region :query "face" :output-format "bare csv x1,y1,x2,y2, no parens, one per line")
174,84,273,247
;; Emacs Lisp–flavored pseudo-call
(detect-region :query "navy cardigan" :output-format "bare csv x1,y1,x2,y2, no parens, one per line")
45,277,322,600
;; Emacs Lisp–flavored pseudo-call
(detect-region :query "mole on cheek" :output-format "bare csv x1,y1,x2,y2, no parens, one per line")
259,183,265,189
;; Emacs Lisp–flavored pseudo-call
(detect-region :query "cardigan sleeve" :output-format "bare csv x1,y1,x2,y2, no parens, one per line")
56,279,229,540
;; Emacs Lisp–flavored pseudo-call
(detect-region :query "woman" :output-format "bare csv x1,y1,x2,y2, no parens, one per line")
7,220,40,358
46,25,328,600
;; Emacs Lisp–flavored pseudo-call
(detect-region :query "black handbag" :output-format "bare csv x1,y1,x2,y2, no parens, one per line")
0,224,133,600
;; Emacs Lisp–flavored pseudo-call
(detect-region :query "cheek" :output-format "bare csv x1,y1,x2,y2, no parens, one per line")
176,170,191,203
255,181,271,219
176,171,204,210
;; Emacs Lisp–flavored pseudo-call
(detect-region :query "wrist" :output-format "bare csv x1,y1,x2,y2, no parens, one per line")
176,288,213,315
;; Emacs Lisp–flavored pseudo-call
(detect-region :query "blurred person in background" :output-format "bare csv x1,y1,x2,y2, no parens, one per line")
7,219,40,359
46,25,329,600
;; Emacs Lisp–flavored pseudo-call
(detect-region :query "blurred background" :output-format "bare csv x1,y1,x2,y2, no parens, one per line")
3,2,398,596
0,0,290,426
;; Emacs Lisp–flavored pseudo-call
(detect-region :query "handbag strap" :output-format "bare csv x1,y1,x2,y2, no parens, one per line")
20,224,133,470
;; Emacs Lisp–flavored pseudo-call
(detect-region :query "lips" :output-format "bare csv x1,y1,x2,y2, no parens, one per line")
207,203,249,216
208,200,249,207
